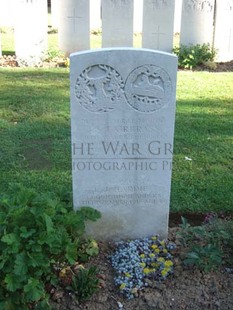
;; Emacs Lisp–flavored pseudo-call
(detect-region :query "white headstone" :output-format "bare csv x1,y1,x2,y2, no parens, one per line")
180,0,215,46
174,0,182,34
134,0,143,33
0,33,2,57
214,0,233,62
0,0,15,27
58,0,90,55
102,0,134,47
51,0,59,29
14,0,48,62
142,0,176,52
70,48,177,241
90,0,101,30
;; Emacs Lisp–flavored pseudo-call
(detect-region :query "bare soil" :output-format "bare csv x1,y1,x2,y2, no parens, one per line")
49,223,233,310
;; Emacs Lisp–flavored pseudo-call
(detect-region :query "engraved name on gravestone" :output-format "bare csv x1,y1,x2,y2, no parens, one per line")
70,48,177,240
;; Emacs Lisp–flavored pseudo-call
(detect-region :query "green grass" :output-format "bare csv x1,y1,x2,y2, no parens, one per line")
0,68,232,214
0,27,177,54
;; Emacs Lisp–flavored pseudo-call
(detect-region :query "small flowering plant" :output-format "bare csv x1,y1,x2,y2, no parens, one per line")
110,236,176,299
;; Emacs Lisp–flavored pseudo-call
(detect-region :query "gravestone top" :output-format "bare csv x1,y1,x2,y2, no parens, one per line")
70,48,177,241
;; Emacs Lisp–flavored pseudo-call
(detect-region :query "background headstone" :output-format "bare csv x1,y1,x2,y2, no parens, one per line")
90,0,101,30
134,0,143,33
214,0,233,62
58,0,90,55
102,0,134,47
142,0,176,52
0,0,15,27
174,0,183,34
14,0,48,62
51,0,59,29
0,33,2,57
180,0,215,46
70,48,177,240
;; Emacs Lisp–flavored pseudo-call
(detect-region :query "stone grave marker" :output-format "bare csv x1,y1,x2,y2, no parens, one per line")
51,0,59,29
70,48,177,241
180,0,215,46
102,0,134,47
58,0,90,55
142,0,176,52
14,0,48,62
214,0,233,62
0,33,2,57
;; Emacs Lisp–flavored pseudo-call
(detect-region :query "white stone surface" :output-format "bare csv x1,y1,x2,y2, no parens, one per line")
214,0,233,62
58,0,90,56
142,0,176,52
180,0,215,46
0,0,15,27
90,0,101,30
0,33,2,57
51,0,59,29
174,0,182,34
102,0,134,47
14,0,48,61
70,48,177,241
134,0,143,33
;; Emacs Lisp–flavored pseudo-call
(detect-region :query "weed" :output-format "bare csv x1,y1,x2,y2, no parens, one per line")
178,217,233,271
0,186,101,308
173,44,217,69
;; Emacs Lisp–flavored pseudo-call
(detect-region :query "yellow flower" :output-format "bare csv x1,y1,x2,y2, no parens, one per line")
140,254,145,258
143,268,151,274
161,269,168,277
164,260,173,267
125,272,132,278
140,262,146,268
151,262,159,268
120,283,126,290
151,236,158,240
160,241,165,246
154,248,160,253
149,253,155,258
163,249,168,254
151,244,158,250
158,257,165,263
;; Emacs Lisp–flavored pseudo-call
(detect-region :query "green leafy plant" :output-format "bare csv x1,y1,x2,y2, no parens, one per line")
0,186,101,309
173,43,217,69
184,244,223,272
178,217,233,271
71,266,100,301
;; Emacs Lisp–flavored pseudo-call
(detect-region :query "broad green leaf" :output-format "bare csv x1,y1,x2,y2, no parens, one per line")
14,252,28,275
20,226,36,238
1,233,17,245
4,274,22,292
24,278,44,302
79,207,101,221
43,214,54,234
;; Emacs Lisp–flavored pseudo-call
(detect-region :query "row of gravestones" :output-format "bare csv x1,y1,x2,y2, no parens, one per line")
0,0,232,62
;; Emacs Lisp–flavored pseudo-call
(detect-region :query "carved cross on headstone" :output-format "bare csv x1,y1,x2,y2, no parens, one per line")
152,25,166,48
67,8,82,33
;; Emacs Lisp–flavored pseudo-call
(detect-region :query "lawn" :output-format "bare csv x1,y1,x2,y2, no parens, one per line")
0,68,232,213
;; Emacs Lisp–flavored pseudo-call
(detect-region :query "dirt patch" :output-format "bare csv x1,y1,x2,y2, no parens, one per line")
50,227,233,310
